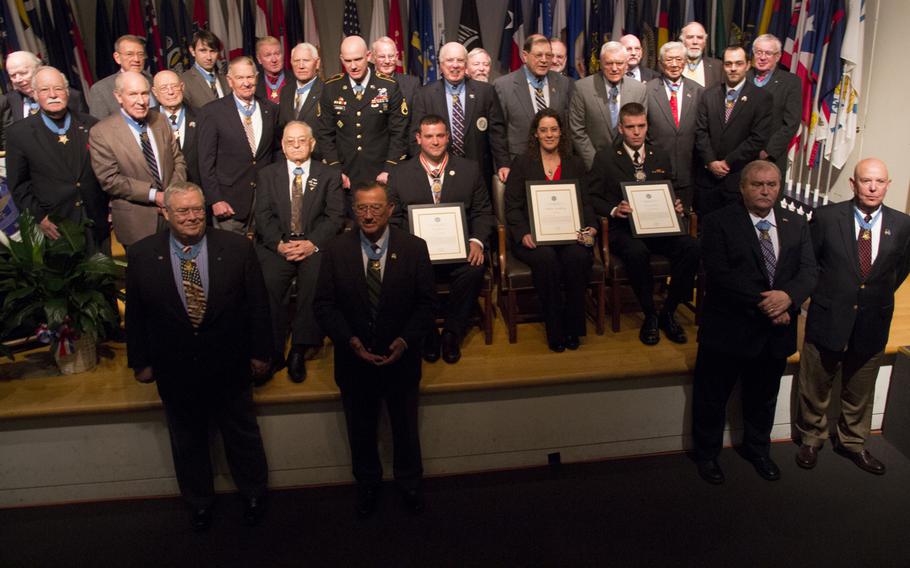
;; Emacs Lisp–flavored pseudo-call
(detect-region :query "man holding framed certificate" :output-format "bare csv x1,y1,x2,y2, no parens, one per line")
588,102,699,346
388,114,496,364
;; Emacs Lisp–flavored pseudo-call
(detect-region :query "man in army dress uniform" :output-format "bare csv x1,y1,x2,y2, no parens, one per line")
315,35,409,208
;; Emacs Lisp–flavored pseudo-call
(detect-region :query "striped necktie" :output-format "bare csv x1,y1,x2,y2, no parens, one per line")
180,245,207,327
756,219,776,286
290,167,305,234
451,92,465,157
609,85,620,129
366,245,382,319
858,214,873,278
725,89,737,123
138,126,162,189
208,73,219,97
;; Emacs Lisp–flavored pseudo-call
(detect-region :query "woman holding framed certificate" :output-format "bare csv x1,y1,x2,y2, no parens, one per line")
504,109,598,352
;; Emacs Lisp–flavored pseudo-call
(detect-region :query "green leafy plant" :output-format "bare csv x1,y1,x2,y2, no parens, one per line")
0,211,121,359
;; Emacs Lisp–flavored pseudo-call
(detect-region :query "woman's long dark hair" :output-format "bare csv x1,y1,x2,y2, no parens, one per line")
526,108,572,162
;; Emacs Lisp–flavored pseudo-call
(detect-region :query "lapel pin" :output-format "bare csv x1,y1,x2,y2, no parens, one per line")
157,255,164,260
188,121,196,128
741,95,748,102
469,93,475,99
391,253,398,260
449,170,455,176
885,228,892,236
782,217,789,222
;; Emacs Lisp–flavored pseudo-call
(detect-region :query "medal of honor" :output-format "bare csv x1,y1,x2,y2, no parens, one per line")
634,169,646,181
370,260,381,271
58,134,69,144
270,91,279,100
862,229,871,240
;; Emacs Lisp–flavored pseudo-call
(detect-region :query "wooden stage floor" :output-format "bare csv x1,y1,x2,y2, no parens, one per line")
2,284,909,421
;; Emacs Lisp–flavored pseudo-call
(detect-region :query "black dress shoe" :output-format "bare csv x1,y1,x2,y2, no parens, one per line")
749,456,781,481
423,329,441,363
639,315,660,346
287,349,307,383
834,445,886,475
548,341,566,353
795,444,819,469
441,331,461,364
658,312,687,344
565,335,580,350
399,487,424,513
243,495,267,526
191,506,213,532
357,486,379,519
696,459,725,484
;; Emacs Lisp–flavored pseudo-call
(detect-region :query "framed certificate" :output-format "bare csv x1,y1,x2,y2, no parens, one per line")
526,179,583,245
620,181,683,238
408,203,469,263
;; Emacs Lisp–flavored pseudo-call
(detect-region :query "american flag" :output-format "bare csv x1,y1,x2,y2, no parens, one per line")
343,0,361,37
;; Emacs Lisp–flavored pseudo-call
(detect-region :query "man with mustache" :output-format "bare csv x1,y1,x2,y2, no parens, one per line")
4,51,87,124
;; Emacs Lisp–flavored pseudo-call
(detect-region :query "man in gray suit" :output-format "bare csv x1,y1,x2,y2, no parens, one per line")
182,30,231,109
645,41,704,210
90,71,186,249
88,35,157,119
494,34,574,162
569,41,647,170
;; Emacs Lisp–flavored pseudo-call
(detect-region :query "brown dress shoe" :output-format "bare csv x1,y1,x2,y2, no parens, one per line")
834,445,886,475
795,444,819,469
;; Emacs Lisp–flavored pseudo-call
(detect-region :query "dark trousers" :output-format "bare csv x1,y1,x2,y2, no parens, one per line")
695,173,743,218
691,343,787,461
433,261,485,338
609,230,699,316
341,382,423,491
161,383,269,509
512,243,593,344
257,245,324,354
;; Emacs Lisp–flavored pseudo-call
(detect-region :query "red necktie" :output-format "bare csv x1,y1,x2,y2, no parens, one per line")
668,83,680,127
858,214,872,278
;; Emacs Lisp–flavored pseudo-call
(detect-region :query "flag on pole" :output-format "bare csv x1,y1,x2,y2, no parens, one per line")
52,0,92,92
160,0,186,72
255,0,270,38
656,0,669,48
135,0,164,73
242,0,256,59
283,0,302,54
389,0,405,71
407,0,421,76
369,0,386,46
343,0,361,37
533,0,552,37
713,0,727,57
303,0,319,48
782,0,805,70
640,0,657,67
9,0,44,58
95,0,117,79
809,0,846,167
272,0,288,66
625,0,640,37
828,0,863,169
432,0,445,51
457,0,482,50
209,0,229,62
612,0,625,41
193,0,208,31
758,0,774,35
566,0,585,78
226,0,243,59
552,0,567,40
128,0,144,37
177,0,193,69
421,0,437,81
112,0,128,41
0,1,21,84
586,0,602,74
499,0,524,73
796,0,832,165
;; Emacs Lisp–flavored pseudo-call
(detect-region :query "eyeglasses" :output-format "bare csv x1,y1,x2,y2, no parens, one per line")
119,50,147,60
168,206,206,216
155,83,183,92
354,204,387,215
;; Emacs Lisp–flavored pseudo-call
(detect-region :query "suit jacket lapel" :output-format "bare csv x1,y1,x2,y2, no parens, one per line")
512,72,536,118
201,236,224,327
299,82,321,120
256,101,273,158
154,234,193,327
738,207,768,281
151,117,173,183
838,202,863,279
72,115,93,177
349,233,371,312
652,80,676,130
871,207,896,278
726,83,752,127
592,76,613,135
463,80,477,129
30,118,65,170
773,208,794,282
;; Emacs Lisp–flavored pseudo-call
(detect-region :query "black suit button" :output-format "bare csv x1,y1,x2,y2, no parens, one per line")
74,200,82,207
252,160,256,165
853,305,858,310
860,284,865,289
75,182,81,187
250,182,256,187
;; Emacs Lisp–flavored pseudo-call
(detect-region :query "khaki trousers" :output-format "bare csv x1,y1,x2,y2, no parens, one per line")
795,340,883,452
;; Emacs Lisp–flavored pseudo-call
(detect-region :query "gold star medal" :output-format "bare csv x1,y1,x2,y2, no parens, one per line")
58,134,69,144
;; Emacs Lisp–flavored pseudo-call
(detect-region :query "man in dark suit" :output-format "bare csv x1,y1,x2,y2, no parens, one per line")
197,56,279,234
88,35,157,119
679,22,724,88
694,45,773,216
389,115,495,364
645,41,704,211
254,36,287,103
152,70,201,185
316,35,409,198
126,182,271,531
0,94,10,150
795,158,910,475
620,35,660,82
314,182,436,518
7,66,109,248
182,30,231,109
371,36,422,112
569,41,647,170
494,34,575,161
588,103,699,346
410,42,510,187
749,34,802,185
4,52,87,123
254,121,344,382
277,42,323,143
692,160,817,485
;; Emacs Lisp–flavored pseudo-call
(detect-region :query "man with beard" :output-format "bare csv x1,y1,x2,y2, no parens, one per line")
679,22,723,88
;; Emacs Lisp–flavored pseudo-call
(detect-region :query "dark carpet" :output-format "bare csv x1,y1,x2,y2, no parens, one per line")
2,436,909,568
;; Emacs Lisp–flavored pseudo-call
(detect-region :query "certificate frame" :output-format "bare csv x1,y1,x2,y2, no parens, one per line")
526,179,583,245
408,202,469,264
620,180,684,238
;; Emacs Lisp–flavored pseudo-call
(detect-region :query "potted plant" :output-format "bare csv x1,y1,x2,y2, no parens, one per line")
0,211,120,374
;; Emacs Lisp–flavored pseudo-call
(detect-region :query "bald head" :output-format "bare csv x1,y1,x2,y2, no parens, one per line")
340,36,370,81
7,51,41,96
153,69,185,110
114,71,151,121
370,36,398,75
620,35,643,70
439,42,467,84
851,158,892,213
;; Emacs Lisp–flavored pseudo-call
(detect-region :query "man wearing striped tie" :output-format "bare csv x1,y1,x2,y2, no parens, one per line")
126,182,272,531
691,160,817,485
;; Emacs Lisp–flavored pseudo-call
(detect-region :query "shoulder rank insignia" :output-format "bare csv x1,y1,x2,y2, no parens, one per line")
325,73,344,83
376,71,394,82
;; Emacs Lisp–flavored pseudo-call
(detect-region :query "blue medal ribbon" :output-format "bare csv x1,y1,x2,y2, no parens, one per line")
360,230,388,261
161,106,185,132
854,207,882,232
40,111,72,137
234,96,257,118
264,71,285,93
171,234,205,260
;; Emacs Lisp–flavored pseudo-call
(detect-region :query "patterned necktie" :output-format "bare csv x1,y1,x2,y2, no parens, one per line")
534,86,547,112
430,167,442,204
451,92,466,157
290,166,305,234
294,88,307,113
756,219,776,286
668,82,680,127
724,88,737,123
366,244,382,318
208,73,219,97
609,85,620,129
138,128,162,189
180,246,207,327
858,214,873,278
242,103,257,155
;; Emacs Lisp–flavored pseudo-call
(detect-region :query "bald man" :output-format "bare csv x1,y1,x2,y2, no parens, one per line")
316,35,408,200
153,70,201,185
795,158,910,475
7,66,108,248
89,71,186,249
5,51,87,123
619,35,659,82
